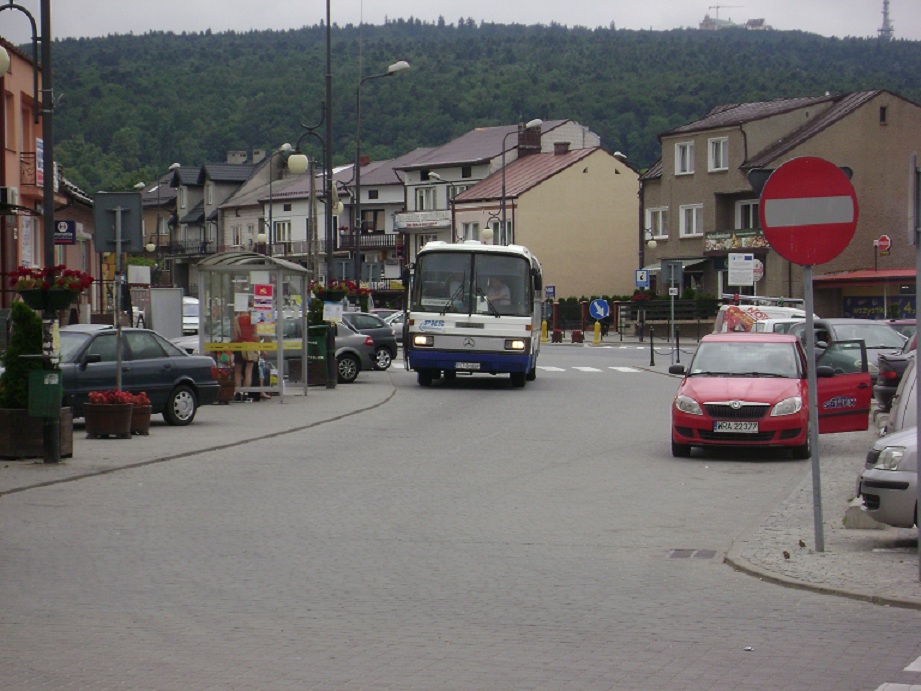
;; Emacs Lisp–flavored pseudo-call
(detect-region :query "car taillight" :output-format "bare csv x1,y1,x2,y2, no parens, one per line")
364,336,374,346
880,371,899,381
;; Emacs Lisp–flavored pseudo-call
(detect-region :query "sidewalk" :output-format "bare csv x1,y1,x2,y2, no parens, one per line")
2,374,918,609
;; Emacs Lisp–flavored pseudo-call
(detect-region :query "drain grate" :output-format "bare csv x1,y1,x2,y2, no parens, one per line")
669,549,718,559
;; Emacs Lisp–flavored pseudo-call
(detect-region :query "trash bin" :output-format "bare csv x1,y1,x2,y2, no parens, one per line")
28,370,63,418
306,324,329,386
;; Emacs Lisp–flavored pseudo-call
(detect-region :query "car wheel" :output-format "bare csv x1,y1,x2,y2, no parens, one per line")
374,347,392,370
337,354,360,384
792,436,811,459
418,369,435,387
163,384,198,426
510,372,526,387
671,439,691,457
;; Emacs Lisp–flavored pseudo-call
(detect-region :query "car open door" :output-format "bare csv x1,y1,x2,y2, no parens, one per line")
816,339,872,433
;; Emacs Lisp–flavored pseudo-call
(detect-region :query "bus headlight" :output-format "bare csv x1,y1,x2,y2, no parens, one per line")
413,334,434,347
504,339,526,351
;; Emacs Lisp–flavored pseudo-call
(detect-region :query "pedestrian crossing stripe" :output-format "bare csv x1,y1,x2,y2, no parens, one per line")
538,366,566,371
609,366,640,373
573,366,603,372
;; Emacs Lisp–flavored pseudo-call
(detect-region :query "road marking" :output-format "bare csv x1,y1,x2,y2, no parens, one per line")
609,366,640,373
905,656,921,672
538,366,566,372
573,367,603,373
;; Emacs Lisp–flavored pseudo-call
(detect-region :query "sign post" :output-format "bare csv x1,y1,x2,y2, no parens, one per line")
760,156,859,553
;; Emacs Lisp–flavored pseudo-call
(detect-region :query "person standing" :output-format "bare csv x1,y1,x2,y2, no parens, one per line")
232,302,259,400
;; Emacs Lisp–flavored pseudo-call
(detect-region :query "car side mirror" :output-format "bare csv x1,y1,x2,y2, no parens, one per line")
816,365,836,378
668,364,686,375
81,353,102,369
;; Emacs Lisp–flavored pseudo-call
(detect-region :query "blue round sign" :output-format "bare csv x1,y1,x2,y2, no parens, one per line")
589,299,610,320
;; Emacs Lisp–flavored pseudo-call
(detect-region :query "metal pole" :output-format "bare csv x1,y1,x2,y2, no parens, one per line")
267,152,273,255
325,0,333,286
114,207,125,392
649,326,655,366
911,153,921,581
804,265,824,552
501,130,512,244
354,82,362,283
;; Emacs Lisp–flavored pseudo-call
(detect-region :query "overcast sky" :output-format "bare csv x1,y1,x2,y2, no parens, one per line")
0,0,916,44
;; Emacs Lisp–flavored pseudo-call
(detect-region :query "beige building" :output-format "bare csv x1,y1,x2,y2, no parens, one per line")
453,143,639,298
640,90,921,317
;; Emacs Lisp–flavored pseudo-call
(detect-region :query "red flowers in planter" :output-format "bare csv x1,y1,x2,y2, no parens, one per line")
88,390,149,405
11,265,95,293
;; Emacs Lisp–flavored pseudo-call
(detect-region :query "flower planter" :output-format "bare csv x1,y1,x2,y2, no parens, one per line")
322,290,348,302
84,403,134,439
17,289,78,312
130,404,152,435
0,407,73,459
217,383,236,404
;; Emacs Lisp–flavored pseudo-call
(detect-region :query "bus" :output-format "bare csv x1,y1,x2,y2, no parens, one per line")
402,240,543,387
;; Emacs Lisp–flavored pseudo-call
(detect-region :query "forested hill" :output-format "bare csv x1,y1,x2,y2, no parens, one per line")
48,19,921,193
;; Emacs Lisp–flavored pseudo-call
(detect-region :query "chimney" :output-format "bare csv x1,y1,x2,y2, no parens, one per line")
226,150,248,164
553,141,571,155
359,155,371,167
252,149,266,164
517,123,542,157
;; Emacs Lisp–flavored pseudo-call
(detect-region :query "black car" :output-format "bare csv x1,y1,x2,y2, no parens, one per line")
874,332,916,412
340,311,399,370
60,324,220,425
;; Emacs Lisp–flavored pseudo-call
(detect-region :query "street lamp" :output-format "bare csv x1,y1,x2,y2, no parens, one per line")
265,143,292,256
354,59,410,283
501,118,542,246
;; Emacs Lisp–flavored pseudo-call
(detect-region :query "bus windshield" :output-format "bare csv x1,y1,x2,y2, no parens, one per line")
413,251,531,317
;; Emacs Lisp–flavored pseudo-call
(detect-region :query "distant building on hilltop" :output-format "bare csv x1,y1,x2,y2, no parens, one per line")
699,14,771,31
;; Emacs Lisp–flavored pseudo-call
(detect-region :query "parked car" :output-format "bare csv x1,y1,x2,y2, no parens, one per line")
789,318,907,373
669,332,872,458
341,311,398,370
370,307,400,320
384,310,405,345
713,303,811,333
884,351,917,435
752,318,804,334
874,332,915,412
59,324,219,425
858,426,918,528
182,296,200,335
886,319,916,340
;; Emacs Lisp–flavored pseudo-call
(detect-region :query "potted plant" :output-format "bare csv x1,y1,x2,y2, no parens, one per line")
129,391,152,435
214,364,236,404
10,264,94,312
84,389,135,439
0,302,74,459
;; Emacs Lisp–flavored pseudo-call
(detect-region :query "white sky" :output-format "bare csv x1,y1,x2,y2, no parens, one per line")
0,0,916,43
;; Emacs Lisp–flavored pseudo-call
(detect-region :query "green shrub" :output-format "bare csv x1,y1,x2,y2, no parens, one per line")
0,302,44,409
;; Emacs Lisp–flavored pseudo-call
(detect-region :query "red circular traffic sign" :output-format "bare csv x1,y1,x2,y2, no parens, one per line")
759,156,859,266
877,234,892,253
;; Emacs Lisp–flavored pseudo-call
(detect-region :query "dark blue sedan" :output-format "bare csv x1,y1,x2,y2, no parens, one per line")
59,324,219,425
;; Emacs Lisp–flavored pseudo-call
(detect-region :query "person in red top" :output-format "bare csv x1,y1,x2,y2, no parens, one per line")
233,301,259,397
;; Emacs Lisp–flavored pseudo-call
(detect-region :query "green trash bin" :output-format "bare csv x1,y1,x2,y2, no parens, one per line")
28,370,63,418
306,324,330,386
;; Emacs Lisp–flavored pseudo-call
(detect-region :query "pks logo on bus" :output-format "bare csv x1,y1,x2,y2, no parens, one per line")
420,319,446,332
823,395,857,410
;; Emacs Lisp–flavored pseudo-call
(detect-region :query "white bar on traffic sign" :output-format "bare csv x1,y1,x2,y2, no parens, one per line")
763,196,855,227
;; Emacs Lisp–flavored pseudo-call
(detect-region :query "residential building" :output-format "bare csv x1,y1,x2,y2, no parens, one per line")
640,90,921,317
453,143,639,298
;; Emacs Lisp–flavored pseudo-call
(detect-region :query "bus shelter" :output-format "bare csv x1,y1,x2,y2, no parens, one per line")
197,251,311,400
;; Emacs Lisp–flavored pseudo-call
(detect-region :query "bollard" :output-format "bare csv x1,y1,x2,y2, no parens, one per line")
325,322,337,389
593,321,601,345
675,326,680,364
541,319,548,342
649,326,655,366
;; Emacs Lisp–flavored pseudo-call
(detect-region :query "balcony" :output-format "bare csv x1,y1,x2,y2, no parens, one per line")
167,240,217,256
338,233,402,251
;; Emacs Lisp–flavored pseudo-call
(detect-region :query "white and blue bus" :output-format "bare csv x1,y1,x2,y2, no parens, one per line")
403,240,543,387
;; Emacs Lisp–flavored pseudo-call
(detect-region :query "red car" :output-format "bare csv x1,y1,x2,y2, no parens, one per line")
669,333,872,458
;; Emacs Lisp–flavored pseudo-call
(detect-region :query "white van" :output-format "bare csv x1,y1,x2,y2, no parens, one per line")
182,296,200,335
713,303,811,333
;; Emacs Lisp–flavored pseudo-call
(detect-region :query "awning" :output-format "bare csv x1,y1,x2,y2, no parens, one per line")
642,258,708,273
813,268,915,287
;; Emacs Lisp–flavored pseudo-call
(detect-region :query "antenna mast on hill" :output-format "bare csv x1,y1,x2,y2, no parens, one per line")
878,0,894,41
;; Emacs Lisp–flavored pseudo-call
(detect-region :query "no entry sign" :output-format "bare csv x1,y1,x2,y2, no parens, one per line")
759,156,859,266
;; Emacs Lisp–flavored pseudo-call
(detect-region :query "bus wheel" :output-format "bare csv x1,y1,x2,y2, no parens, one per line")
510,372,526,388
526,366,537,381
418,369,435,387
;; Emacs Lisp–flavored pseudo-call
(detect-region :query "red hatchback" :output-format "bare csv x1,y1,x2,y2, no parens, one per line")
669,333,872,458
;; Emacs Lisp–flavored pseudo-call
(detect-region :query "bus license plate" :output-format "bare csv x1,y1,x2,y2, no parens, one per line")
714,421,758,433
456,362,480,371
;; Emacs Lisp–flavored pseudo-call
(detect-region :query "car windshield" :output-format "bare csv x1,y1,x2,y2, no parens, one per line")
689,341,800,378
59,331,94,362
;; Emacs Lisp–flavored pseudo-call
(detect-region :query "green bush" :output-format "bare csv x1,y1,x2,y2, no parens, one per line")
0,302,44,409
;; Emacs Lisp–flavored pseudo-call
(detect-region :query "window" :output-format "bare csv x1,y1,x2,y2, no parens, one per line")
232,224,243,246
708,137,728,172
360,209,384,232
449,184,470,200
646,208,668,239
461,166,472,178
461,222,480,241
274,220,292,243
179,188,187,209
736,200,760,229
206,183,214,205
368,189,379,200
880,106,888,125
679,204,703,237
675,141,694,175
415,186,437,210
283,203,292,211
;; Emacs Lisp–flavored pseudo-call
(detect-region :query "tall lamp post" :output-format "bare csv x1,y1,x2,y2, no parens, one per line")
0,1,58,463
261,143,292,256
354,59,410,283
501,118,542,246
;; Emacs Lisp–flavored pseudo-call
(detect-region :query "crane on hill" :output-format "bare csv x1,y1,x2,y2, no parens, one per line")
708,5,742,20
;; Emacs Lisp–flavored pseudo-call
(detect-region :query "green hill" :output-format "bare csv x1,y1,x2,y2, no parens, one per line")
48,19,921,193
